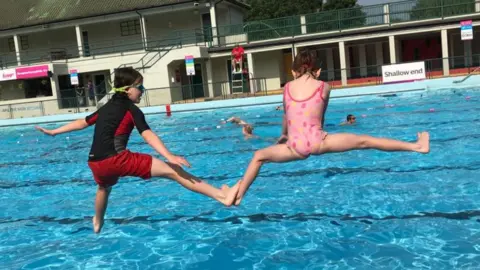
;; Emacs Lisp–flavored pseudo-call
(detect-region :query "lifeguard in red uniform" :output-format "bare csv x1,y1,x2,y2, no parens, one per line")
231,45,245,73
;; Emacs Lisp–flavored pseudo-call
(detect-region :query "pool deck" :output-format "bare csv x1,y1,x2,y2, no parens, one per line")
1,75,479,127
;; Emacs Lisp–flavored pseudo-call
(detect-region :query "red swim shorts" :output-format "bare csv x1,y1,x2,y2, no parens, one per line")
88,150,152,187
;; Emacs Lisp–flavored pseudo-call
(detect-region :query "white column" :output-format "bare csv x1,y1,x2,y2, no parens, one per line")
339,41,347,86
293,46,299,61
345,45,351,77
209,1,218,46
206,59,214,98
441,29,449,76
326,47,335,80
140,15,148,49
13,35,21,65
476,2,480,12
359,44,367,77
464,40,472,67
75,25,84,57
383,4,390,24
247,53,256,93
300,15,307,34
389,35,396,64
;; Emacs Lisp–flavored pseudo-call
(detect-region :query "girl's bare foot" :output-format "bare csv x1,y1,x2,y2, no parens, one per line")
234,179,243,206
92,216,104,234
416,132,430,154
219,183,240,207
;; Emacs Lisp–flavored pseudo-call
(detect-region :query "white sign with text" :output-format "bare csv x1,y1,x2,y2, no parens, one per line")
382,62,426,83
0,68,17,81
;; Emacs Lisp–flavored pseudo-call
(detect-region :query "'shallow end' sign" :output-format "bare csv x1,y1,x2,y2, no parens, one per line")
382,62,426,84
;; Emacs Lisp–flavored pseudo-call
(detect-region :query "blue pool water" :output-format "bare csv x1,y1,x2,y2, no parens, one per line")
0,88,479,269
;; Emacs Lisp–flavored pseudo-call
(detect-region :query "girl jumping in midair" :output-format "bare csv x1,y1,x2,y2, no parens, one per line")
232,49,430,205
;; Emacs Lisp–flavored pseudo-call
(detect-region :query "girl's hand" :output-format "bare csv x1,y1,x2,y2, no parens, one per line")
35,126,56,136
276,135,288,144
167,155,191,168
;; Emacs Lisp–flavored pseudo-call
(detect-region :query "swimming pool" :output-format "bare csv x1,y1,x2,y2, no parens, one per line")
0,87,479,269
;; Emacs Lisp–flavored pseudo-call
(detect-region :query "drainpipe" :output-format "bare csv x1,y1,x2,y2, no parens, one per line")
135,10,147,49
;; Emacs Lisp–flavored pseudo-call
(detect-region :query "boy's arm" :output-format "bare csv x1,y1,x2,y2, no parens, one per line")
130,106,190,168
35,112,97,136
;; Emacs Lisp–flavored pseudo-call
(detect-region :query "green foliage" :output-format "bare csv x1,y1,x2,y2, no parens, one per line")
245,0,322,21
410,0,476,20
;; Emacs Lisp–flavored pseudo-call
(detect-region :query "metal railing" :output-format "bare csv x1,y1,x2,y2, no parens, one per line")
0,77,269,120
0,31,209,69
212,0,479,47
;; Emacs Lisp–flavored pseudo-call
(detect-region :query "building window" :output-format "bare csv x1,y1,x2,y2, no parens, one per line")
7,38,15,52
20,36,29,50
120,20,141,36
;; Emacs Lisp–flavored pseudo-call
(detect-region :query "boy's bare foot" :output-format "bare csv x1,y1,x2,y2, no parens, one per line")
416,132,430,154
92,216,104,234
219,183,240,207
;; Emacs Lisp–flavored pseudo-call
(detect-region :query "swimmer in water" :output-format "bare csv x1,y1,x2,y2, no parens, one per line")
35,67,239,234
231,49,430,206
242,124,256,139
223,116,248,125
340,114,356,125
275,106,283,111
223,116,256,139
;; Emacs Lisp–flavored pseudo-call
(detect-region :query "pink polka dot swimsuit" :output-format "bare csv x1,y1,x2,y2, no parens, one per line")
284,81,328,157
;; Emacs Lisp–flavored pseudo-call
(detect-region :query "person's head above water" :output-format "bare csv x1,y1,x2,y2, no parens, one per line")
347,114,356,124
292,49,322,79
243,124,254,135
113,67,145,104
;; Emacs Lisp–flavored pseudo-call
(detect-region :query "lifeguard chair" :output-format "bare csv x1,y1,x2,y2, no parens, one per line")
231,45,249,93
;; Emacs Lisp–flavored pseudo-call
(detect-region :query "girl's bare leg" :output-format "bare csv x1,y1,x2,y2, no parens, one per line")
235,144,304,206
93,185,112,234
317,132,430,154
150,158,239,206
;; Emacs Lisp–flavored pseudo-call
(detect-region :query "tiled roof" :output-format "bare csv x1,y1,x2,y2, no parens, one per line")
0,0,248,31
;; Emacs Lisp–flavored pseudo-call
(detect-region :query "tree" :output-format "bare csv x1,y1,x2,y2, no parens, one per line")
243,0,366,41
305,0,366,33
245,0,323,21
410,0,476,21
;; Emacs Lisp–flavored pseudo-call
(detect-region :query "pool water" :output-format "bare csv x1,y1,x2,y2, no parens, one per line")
1,88,479,269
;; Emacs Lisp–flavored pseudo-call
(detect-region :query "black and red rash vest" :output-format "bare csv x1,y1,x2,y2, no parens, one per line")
85,93,150,161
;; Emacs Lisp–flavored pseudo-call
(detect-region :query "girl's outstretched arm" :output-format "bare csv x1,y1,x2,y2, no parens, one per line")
321,83,331,128
35,119,89,136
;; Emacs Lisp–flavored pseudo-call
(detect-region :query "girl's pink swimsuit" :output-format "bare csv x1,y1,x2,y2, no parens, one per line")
284,81,328,157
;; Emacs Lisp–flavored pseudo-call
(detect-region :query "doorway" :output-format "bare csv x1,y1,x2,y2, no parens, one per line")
93,74,107,100
82,31,90,57
191,63,205,98
202,13,213,43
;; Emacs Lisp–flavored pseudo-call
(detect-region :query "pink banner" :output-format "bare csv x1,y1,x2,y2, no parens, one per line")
461,20,472,26
15,65,49,79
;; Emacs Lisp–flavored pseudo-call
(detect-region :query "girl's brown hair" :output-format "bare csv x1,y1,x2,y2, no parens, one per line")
292,49,320,77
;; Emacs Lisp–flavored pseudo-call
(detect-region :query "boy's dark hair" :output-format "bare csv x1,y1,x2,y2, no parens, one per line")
347,114,354,121
292,49,321,77
113,67,143,88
